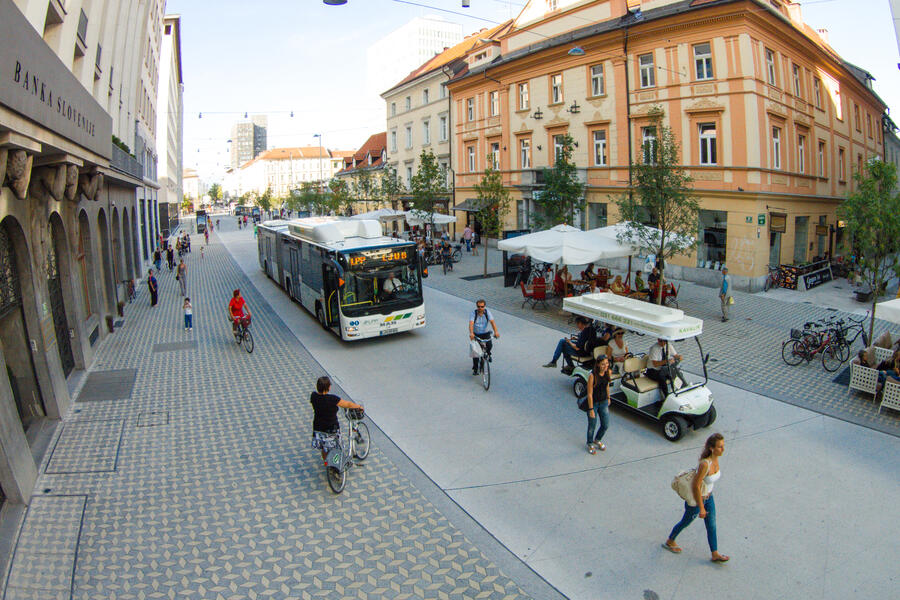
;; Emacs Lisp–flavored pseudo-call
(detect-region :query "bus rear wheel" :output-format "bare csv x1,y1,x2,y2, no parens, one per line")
316,305,328,330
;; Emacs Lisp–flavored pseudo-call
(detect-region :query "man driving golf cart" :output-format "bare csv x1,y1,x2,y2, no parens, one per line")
646,338,688,400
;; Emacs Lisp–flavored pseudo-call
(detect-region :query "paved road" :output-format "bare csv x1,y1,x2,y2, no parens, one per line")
219,223,899,600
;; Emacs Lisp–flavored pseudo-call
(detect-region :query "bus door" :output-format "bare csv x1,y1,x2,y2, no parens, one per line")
323,263,340,326
289,246,301,301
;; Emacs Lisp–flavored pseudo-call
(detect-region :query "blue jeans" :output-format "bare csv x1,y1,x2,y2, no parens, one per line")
552,338,577,367
184,314,193,329
465,239,471,251
668,495,717,552
586,401,610,444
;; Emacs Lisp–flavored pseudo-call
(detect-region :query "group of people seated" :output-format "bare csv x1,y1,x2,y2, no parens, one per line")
548,264,663,300
854,347,900,392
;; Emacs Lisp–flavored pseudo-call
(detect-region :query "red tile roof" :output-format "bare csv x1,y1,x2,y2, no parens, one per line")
338,132,387,175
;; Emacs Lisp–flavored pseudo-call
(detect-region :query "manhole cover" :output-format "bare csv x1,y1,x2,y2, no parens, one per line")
152,341,199,353
77,369,137,402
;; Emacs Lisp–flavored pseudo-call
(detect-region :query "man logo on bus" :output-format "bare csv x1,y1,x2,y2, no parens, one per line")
383,313,413,323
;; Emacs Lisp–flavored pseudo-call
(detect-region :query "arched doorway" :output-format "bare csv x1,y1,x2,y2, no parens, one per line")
0,217,46,427
111,207,124,286
97,209,116,313
122,208,135,280
48,215,75,377
76,210,97,318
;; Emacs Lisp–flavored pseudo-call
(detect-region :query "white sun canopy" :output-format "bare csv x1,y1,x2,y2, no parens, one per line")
590,221,695,251
875,298,900,326
563,292,703,340
349,208,406,222
404,210,457,227
497,224,633,266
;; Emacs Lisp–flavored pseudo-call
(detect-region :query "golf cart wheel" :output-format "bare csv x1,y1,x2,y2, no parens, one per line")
704,405,717,428
573,377,587,399
662,414,689,442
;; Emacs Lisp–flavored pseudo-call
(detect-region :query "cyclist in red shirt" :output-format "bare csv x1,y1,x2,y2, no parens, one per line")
228,289,251,334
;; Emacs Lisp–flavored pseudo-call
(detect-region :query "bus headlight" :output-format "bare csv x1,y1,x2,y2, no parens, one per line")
345,326,358,333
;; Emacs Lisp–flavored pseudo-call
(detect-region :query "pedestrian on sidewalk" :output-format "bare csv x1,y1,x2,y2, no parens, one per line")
471,232,479,256
153,248,162,272
719,267,732,322
200,246,205,259
584,355,612,454
204,229,209,245
183,297,193,331
177,259,187,296
663,432,730,563
147,269,158,306
463,225,473,252
166,245,174,271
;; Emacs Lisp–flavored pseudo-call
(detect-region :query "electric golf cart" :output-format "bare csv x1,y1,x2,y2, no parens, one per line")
563,293,716,441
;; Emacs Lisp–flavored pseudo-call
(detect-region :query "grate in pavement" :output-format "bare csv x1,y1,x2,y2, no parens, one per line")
45,419,126,473
136,410,169,427
76,368,137,402
461,272,504,281
151,340,198,353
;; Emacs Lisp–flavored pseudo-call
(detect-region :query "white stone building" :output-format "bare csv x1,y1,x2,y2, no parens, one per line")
156,14,183,220
225,147,347,198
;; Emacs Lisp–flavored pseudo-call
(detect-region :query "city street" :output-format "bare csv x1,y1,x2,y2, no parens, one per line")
2,216,898,599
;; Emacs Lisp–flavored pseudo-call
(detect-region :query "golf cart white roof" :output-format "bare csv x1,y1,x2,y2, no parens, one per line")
563,293,703,340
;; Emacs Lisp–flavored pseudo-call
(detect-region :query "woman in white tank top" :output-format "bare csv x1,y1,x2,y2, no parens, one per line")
606,329,630,372
663,433,730,563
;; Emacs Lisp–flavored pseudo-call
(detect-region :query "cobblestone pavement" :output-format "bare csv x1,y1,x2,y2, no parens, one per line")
430,246,900,436
1,231,543,600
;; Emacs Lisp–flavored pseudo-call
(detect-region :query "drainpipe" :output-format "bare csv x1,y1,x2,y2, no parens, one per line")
443,65,456,239
624,25,633,194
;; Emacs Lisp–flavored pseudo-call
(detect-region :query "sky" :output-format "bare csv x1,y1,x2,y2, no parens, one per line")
167,0,900,182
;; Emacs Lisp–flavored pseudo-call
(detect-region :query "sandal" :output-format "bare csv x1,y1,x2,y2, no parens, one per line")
661,542,682,554
586,443,596,455
711,555,730,563
594,442,606,451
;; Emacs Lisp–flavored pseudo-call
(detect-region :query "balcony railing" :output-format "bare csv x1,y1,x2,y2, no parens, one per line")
110,145,143,180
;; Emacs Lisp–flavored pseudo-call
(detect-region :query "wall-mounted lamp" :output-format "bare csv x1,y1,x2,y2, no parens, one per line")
567,101,580,114
536,145,542,151
532,108,544,120
567,46,586,56
572,141,579,148
502,146,507,151
323,0,347,5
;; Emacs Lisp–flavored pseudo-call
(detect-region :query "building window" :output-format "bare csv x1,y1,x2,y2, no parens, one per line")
390,130,398,152
489,91,500,116
772,127,781,169
490,142,500,169
792,64,801,98
423,88,429,104
553,134,566,162
854,104,861,132
693,43,713,80
813,78,822,109
699,123,717,165
440,85,447,99
406,166,412,186
467,97,475,121
838,147,845,180
405,96,411,111
467,146,476,172
698,209,728,269
798,134,806,173
405,126,412,149
639,53,655,88
520,138,531,168
857,153,863,177
641,127,657,164
391,102,396,116
550,74,563,103
589,203,608,229
439,115,448,142
592,130,607,166
817,141,825,177
590,65,605,96
518,82,529,110
867,113,873,138
765,48,776,85
423,120,430,145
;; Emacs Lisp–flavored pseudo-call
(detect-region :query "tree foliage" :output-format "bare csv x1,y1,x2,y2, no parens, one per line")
837,158,900,341
328,178,354,216
255,187,274,213
615,107,699,303
353,169,379,213
533,134,585,228
473,157,511,276
409,150,447,229
380,164,405,211
207,182,222,203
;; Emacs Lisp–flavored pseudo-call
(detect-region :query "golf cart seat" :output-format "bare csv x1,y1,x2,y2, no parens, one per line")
621,356,656,393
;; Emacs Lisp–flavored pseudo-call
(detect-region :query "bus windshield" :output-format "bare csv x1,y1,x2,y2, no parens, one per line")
338,246,422,317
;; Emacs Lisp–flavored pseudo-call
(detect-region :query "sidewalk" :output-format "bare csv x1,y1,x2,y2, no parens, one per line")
429,247,900,436
0,229,549,600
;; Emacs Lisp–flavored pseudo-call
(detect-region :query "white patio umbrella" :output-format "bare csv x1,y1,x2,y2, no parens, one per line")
404,210,457,227
497,224,629,266
590,221,695,249
349,208,406,222
875,298,900,325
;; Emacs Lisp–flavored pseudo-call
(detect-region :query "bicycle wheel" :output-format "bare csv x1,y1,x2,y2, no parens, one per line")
234,328,242,345
836,339,851,363
353,422,370,460
781,340,805,366
442,259,448,275
481,356,490,390
822,343,844,372
451,249,461,263
764,276,772,292
327,466,346,494
242,329,254,353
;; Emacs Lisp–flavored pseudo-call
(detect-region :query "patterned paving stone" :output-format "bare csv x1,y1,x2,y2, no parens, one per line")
2,230,533,600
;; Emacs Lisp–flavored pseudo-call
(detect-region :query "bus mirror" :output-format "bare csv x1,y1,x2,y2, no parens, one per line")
422,266,429,279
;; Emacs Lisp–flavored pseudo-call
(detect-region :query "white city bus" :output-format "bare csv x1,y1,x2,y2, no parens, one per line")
258,217,426,340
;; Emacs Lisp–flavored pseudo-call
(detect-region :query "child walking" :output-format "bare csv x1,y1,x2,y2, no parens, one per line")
183,297,193,331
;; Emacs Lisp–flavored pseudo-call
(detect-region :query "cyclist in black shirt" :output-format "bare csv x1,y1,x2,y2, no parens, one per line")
310,376,363,466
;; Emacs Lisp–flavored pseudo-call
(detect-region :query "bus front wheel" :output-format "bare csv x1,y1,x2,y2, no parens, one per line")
316,305,328,330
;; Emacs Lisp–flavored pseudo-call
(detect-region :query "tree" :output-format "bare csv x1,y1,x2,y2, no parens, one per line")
837,158,900,342
473,156,511,277
615,107,699,304
533,134,585,228
353,169,379,214
207,182,222,204
255,187,274,213
380,164,405,211
328,178,354,216
181,195,193,213
410,150,447,232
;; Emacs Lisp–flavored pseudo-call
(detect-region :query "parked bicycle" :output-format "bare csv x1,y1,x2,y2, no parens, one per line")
324,407,371,494
764,264,783,292
122,279,136,303
781,317,844,371
230,315,254,353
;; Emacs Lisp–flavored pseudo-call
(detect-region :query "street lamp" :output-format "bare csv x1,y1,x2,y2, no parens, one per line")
313,133,324,192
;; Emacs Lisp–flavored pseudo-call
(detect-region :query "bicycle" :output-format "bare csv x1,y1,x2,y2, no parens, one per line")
324,407,371,494
474,336,494,391
781,319,843,371
442,251,453,275
764,264,783,292
122,279,136,303
830,312,870,361
231,315,254,353
451,244,462,263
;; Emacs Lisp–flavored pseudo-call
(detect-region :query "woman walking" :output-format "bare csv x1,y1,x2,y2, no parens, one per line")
585,356,611,453
663,432,730,563
177,259,187,296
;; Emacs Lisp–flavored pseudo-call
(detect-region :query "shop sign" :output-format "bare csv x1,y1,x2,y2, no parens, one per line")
758,214,766,225
745,216,752,224
815,225,828,236
0,0,112,158
770,214,786,233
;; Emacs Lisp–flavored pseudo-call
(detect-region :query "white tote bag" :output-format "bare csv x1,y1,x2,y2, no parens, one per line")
469,339,483,358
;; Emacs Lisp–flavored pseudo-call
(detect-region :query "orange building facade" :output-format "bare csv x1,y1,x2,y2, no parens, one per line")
447,0,886,289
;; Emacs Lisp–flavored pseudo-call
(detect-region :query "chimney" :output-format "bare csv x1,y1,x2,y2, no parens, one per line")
816,28,829,45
